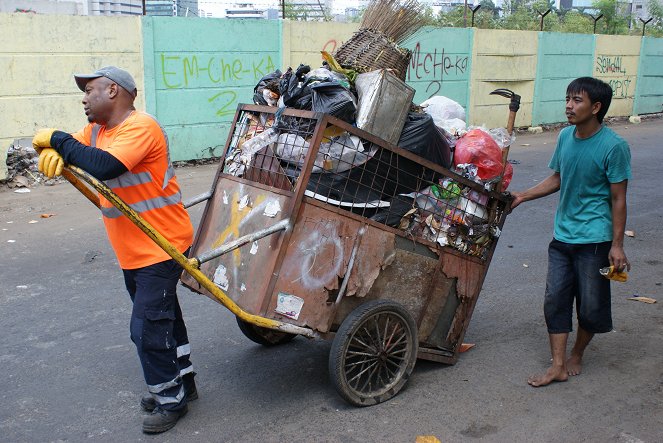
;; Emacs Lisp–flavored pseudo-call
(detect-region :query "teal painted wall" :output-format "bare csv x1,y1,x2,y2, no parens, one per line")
634,37,663,115
142,17,281,161
402,27,473,114
532,32,594,125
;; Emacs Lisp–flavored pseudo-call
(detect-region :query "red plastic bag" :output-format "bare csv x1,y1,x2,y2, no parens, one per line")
453,129,513,189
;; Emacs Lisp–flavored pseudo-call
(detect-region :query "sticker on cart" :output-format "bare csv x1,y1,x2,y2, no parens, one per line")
213,265,229,291
250,241,258,255
263,200,281,217
223,190,229,205
275,293,304,320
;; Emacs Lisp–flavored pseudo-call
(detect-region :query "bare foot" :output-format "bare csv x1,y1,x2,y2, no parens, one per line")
567,354,582,376
527,366,568,387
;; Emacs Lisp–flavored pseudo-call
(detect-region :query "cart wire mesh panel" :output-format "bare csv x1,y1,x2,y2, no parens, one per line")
223,105,509,260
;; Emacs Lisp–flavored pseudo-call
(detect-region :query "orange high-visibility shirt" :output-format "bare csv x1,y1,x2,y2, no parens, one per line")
73,111,193,269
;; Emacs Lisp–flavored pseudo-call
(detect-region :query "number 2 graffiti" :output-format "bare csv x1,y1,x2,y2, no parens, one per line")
208,91,238,118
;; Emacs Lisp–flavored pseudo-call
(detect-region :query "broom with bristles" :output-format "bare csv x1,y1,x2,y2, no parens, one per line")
360,0,426,44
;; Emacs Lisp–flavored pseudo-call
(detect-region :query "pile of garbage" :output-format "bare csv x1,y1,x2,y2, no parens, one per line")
2,141,63,189
223,0,514,258
224,65,513,258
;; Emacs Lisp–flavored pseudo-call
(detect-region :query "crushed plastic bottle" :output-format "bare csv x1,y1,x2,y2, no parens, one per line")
599,266,628,282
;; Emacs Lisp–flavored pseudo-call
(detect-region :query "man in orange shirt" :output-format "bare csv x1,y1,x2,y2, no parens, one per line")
33,67,196,434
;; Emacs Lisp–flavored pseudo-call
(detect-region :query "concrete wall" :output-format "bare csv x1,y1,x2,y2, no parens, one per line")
533,32,594,125
2,13,662,180
402,27,473,117
142,17,281,161
0,13,143,180
470,29,538,129
594,35,641,118
634,37,663,115
282,21,358,71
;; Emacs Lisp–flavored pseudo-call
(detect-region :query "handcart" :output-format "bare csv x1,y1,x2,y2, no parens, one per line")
64,101,514,407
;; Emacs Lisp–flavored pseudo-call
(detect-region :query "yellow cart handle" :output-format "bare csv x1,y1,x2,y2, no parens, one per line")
62,165,319,339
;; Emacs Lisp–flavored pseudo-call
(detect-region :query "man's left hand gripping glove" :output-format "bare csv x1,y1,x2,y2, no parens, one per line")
32,128,57,154
38,148,65,178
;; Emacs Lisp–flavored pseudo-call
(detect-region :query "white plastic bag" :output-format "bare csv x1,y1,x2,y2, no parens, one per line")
316,134,369,173
421,96,466,126
488,127,515,149
239,128,278,165
275,133,309,166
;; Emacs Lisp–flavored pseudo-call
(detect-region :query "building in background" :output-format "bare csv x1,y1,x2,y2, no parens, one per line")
144,0,175,15
224,2,267,18
89,0,142,15
1,0,89,14
1,0,200,16
145,0,200,16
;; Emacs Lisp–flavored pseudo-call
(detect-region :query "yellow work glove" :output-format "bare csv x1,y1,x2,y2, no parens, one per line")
38,148,65,178
32,128,57,154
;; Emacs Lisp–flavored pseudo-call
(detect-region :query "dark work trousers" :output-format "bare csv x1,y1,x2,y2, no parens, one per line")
123,254,193,411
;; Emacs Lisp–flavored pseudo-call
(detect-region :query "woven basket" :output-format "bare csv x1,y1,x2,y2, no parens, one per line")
333,28,411,81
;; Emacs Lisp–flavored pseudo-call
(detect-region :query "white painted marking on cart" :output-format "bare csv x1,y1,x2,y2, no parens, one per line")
250,241,258,255
223,190,229,204
292,222,344,289
238,195,250,210
263,200,281,217
213,265,229,291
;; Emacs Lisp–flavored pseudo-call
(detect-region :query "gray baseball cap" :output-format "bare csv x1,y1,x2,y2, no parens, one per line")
74,66,137,97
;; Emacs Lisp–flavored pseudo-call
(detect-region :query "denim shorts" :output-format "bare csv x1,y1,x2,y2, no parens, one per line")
544,239,612,334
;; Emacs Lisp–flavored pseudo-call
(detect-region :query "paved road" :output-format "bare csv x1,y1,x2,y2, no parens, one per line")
1,120,661,442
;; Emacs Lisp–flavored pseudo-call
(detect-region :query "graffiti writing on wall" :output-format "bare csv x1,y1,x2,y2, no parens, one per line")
322,39,338,54
595,55,627,74
595,55,632,99
407,42,469,99
159,53,277,118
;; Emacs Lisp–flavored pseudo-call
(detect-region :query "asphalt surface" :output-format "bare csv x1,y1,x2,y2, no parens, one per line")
1,120,661,443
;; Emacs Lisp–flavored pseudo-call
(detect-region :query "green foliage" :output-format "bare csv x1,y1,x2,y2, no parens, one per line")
437,5,468,28
647,0,663,34
480,0,500,18
421,5,439,26
591,0,630,34
283,2,332,21
324,0,648,35
559,10,593,34
501,4,539,30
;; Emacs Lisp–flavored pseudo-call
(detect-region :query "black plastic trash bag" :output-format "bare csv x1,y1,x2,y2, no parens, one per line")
279,64,312,110
369,195,416,227
397,112,452,168
253,70,282,106
303,113,453,208
311,82,357,124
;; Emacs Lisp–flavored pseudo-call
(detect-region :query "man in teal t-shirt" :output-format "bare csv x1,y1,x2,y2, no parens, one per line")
511,77,631,387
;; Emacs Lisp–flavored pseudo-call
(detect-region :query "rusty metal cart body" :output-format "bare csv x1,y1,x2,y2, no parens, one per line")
181,104,511,405
66,104,511,407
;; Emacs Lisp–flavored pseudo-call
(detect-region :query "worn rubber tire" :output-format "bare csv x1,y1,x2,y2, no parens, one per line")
235,317,296,347
328,300,418,406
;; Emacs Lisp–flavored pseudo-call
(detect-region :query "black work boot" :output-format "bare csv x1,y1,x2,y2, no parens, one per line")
141,372,198,412
142,404,188,434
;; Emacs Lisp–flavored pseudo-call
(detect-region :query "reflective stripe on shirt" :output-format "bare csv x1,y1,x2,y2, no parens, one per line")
104,170,153,189
100,191,182,219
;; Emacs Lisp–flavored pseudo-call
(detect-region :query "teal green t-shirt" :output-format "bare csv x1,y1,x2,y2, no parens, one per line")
548,125,631,244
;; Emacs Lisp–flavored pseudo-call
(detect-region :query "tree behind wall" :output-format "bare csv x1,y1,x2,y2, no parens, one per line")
591,0,630,34
647,0,663,35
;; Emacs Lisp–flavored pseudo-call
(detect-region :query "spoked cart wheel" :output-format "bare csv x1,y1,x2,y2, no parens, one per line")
236,317,297,347
329,300,418,406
